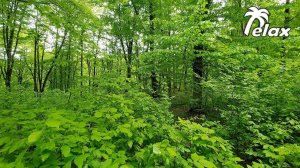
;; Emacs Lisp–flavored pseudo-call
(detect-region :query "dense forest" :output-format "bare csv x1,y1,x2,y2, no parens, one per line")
0,0,300,167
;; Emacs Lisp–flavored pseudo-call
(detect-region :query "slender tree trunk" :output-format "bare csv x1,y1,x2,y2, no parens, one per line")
281,0,290,71
182,47,188,89
66,35,72,91
284,0,290,38
135,41,141,81
86,59,91,86
191,0,211,112
33,33,38,92
127,39,133,78
80,30,84,88
17,55,24,85
192,45,204,111
149,1,159,98
238,0,244,36
1,0,22,90
167,71,172,97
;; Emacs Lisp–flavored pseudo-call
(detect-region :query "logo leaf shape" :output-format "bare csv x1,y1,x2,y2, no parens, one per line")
244,7,270,36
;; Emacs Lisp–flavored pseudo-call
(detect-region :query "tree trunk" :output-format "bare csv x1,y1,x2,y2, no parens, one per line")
191,45,204,111
281,0,290,71
1,0,22,90
149,1,159,98
80,30,84,88
127,39,133,78
190,0,211,112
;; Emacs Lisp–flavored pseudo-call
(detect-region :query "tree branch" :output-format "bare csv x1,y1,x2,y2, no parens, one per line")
41,30,68,91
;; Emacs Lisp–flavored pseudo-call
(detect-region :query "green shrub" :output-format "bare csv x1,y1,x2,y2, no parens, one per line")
0,88,241,168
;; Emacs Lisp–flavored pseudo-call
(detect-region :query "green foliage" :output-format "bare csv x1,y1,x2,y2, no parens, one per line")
0,85,241,167
0,0,299,167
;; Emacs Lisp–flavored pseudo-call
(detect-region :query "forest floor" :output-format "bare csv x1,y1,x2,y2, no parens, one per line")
170,106,207,119
170,103,221,121
170,106,191,118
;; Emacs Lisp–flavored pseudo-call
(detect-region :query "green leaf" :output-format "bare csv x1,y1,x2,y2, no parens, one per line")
61,145,71,157
28,131,43,144
95,111,103,118
91,130,102,141
46,120,61,128
9,139,25,154
153,144,161,155
108,108,118,113
192,153,216,168
161,139,169,147
101,159,112,167
127,141,133,148
200,159,216,168
41,153,50,162
42,140,56,151
0,137,10,146
167,147,176,157
63,159,72,168
74,155,86,168
119,127,132,137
